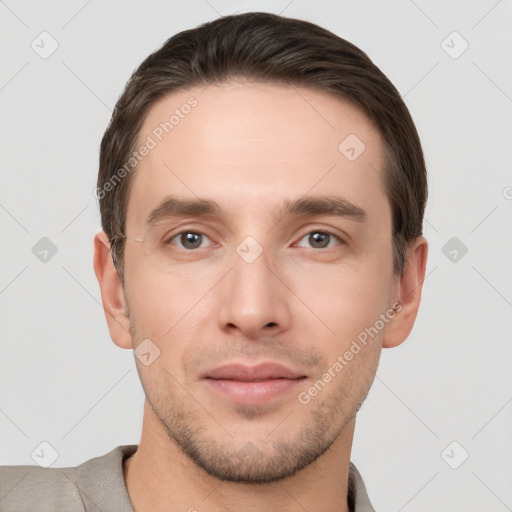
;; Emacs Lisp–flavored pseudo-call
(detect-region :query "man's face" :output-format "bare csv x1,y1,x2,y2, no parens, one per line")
122,81,398,482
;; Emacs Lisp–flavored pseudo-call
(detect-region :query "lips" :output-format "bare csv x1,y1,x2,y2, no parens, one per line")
202,363,305,381
201,363,306,405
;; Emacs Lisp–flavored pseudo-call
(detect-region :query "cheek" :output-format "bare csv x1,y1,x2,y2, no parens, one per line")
288,262,394,351
124,257,222,348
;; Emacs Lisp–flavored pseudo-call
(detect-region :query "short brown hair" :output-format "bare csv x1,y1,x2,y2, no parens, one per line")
97,12,427,282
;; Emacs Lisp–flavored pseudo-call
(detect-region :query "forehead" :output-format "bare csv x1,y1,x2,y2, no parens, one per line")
125,81,389,232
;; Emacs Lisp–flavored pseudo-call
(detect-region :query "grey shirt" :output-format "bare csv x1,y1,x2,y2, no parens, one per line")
0,445,375,511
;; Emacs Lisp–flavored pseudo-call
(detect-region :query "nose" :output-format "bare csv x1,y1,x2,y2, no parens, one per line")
217,243,291,340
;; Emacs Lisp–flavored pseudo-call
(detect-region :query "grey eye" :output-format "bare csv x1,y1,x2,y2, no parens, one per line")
296,231,341,249
170,232,211,250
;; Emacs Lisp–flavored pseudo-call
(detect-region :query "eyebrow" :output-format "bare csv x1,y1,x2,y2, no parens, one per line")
145,194,367,227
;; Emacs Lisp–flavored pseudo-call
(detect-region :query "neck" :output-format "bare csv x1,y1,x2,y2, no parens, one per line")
124,400,354,512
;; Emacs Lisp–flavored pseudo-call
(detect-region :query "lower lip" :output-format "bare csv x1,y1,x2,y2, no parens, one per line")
204,378,305,405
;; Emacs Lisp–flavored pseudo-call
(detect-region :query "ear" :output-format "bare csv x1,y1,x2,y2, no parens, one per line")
93,230,132,349
382,236,428,349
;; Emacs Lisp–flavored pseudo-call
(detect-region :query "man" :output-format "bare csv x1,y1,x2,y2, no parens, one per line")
0,11,427,511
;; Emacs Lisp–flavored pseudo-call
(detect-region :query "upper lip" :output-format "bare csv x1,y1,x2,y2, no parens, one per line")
202,363,305,381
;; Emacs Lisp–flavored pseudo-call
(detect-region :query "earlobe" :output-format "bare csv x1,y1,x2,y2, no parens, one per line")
93,230,132,349
382,236,428,349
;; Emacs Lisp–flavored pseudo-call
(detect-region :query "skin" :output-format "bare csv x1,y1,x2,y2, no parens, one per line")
94,81,428,512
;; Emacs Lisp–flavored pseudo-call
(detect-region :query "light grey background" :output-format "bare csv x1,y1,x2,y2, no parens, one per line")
1,0,511,510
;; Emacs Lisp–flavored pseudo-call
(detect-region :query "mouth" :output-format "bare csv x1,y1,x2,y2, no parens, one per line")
201,363,307,405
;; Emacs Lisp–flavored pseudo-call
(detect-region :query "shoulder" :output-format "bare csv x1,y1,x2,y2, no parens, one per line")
0,461,84,512
0,445,137,512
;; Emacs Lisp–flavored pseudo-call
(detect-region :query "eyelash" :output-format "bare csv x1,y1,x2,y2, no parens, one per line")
164,229,345,251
